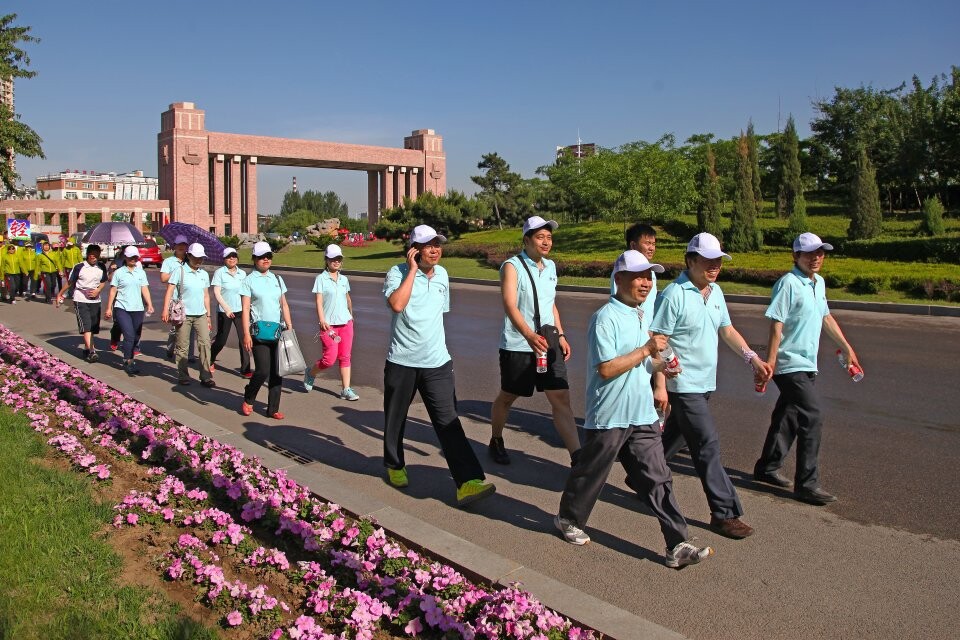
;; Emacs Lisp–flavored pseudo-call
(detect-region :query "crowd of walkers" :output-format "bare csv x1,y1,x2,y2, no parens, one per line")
1,219,863,569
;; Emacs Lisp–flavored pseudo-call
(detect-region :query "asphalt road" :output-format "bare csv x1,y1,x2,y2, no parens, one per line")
7,267,959,640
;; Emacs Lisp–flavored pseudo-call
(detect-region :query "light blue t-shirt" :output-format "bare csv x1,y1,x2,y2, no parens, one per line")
168,265,210,316
312,271,352,325
211,266,247,314
766,266,831,374
383,264,450,369
585,296,659,429
650,271,732,394
161,256,185,301
240,270,287,324
110,266,149,312
500,252,558,352
611,270,658,322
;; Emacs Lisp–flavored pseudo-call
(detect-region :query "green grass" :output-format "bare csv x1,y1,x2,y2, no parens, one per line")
0,407,218,640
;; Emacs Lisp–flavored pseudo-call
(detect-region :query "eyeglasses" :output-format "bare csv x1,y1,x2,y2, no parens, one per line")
255,253,273,260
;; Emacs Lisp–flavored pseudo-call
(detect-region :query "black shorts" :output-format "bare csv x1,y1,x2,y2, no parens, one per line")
74,301,102,335
499,348,569,397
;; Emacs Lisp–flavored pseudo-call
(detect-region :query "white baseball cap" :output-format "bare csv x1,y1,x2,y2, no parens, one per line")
174,234,189,246
222,247,238,259
687,232,731,260
123,246,140,258
522,215,558,236
325,244,344,259
409,224,447,245
612,249,665,276
251,241,272,257
793,232,834,253
186,243,206,258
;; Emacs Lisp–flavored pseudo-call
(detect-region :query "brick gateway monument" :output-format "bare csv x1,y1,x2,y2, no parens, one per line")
158,101,446,235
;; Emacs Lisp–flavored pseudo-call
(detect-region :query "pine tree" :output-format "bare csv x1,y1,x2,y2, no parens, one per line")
787,193,809,238
848,148,883,240
697,145,723,237
920,195,945,236
776,116,803,219
747,121,763,214
728,133,763,252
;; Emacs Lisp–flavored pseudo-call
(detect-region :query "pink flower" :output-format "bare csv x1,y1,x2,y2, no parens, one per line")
404,617,424,635
126,513,139,525
225,610,242,626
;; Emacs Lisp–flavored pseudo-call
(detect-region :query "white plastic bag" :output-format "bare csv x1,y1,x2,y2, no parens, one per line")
277,329,306,377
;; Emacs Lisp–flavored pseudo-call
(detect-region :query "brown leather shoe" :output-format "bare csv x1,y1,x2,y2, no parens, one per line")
710,516,754,539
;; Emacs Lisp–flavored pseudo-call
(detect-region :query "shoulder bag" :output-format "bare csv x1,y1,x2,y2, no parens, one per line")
167,264,186,325
516,255,561,370
249,272,284,343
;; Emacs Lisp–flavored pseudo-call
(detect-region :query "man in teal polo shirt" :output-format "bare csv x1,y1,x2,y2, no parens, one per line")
650,232,772,540
557,250,713,568
753,233,863,505
382,224,495,507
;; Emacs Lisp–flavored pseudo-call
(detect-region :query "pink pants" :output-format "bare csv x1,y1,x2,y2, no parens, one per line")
315,320,354,370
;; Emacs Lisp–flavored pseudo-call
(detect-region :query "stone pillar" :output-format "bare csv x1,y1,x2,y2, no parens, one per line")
67,208,78,236
381,167,394,212
230,155,242,235
404,129,446,196
396,167,408,204
101,207,110,223
405,168,416,199
158,102,210,225
213,154,225,228
245,157,258,236
367,171,379,230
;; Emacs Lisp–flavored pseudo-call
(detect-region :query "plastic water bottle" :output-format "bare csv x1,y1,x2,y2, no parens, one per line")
660,344,682,375
656,407,666,430
837,349,864,382
328,329,341,343
754,380,767,396
536,352,548,374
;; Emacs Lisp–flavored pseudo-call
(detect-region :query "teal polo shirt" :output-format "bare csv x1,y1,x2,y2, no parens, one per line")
312,271,352,325
766,266,830,374
383,264,450,369
650,271,731,393
585,296,659,429
161,256,185,300
240,270,287,324
211,266,247,314
500,252,558,352
167,265,210,316
110,266,149,312
610,270,658,322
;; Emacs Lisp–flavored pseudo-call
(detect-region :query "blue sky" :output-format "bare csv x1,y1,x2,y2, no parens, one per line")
7,0,959,216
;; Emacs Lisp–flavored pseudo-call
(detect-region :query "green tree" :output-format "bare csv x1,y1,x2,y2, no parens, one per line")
471,153,527,229
747,121,763,213
0,13,44,194
920,195,945,236
848,148,883,240
776,116,803,219
727,133,762,252
696,144,722,237
374,190,482,241
787,193,809,238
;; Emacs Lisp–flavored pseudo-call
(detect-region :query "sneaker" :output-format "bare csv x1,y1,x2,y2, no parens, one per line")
133,348,141,356
87,351,99,363
240,402,253,416
386,467,409,488
110,341,119,351
554,515,590,545
340,387,359,401
201,379,215,388
209,364,216,373
303,371,315,392
665,540,714,569
456,479,496,507
488,437,510,465
123,361,138,376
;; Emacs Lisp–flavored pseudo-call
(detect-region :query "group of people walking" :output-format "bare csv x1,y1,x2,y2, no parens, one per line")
4,218,863,569
1,238,84,304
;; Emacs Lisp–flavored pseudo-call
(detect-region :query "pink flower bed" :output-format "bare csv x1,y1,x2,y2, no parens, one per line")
0,324,598,640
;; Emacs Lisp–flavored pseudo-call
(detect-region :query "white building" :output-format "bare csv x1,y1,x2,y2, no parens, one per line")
36,169,158,200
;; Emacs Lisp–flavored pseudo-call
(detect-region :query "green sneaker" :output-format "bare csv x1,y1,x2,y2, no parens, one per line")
386,467,408,488
456,479,496,506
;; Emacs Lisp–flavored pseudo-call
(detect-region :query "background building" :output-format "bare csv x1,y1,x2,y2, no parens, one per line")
36,169,158,200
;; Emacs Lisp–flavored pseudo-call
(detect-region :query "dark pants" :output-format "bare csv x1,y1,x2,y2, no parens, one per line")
755,372,823,491
244,339,282,415
382,360,484,488
111,318,142,351
113,308,144,361
210,312,251,373
559,423,689,549
662,391,743,520
40,272,58,301
4,274,20,302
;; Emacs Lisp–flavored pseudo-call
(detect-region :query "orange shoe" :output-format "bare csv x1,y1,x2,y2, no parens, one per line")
240,402,253,416
270,412,285,420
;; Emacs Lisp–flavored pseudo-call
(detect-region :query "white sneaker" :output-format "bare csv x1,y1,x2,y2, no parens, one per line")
665,540,714,568
554,515,590,545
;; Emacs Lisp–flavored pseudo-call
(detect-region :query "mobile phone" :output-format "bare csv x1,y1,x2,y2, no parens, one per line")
414,249,421,264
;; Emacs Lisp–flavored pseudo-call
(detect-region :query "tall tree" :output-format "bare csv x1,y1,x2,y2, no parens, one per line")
0,13,44,194
471,152,524,229
848,148,883,240
697,144,723,237
776,115,803,219
747,121,763,213
727,133,763,252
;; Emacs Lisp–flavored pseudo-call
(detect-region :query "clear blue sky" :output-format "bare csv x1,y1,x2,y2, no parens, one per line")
8,0,959,216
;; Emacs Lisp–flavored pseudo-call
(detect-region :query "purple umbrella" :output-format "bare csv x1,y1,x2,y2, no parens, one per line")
158,222,226,265
85,222,144,245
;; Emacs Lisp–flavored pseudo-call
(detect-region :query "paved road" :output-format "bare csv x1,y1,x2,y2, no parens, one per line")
6,269,959,640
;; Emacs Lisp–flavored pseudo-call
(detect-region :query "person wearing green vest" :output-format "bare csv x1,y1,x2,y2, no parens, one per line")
34,242,60,303
63,240,84,272
18,240,37,298
1,244,22,303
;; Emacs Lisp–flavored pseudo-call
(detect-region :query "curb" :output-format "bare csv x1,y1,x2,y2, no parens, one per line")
15,318,687,640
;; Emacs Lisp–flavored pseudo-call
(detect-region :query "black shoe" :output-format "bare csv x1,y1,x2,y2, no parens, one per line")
488,437,510,465
794,487,837,505
201,379,215,388
754,470,792,488
86,351,99,363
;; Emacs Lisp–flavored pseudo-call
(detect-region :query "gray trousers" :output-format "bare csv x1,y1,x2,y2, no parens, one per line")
559,423,689,549
176,315,211,382
755,372,823,491
662,392,744,520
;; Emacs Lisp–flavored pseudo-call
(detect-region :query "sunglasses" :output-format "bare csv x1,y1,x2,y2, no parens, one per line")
255,253,273,260
328,256,343,262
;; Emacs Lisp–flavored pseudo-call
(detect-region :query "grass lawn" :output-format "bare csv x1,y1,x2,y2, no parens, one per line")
0,407,218,640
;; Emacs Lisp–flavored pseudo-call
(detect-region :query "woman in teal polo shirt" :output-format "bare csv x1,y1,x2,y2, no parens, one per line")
162,243,214,387
105,246,154,375
210,247,251,377
240,242,293,419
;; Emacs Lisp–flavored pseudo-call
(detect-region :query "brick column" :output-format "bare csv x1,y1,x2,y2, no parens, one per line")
367,171,379,230
396,167,407,204
230,156,242,235
213,154,225,226
381,167,394,211
405,168,416,200
245,157,257,235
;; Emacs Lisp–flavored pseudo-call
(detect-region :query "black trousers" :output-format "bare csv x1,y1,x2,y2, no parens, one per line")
755,372,823,491
662,391,744,520
244,339,282,414
40,272,58,301
111,318,142,350
210,312,251,373
559,423,689,549
3,274,20,301
382,360,484,488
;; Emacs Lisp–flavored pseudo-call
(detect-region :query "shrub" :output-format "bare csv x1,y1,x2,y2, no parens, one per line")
847,275,888,294
218,235,240,248
921,196,946,236
308,233,339,250
266,238,288,252
841,235,960,263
